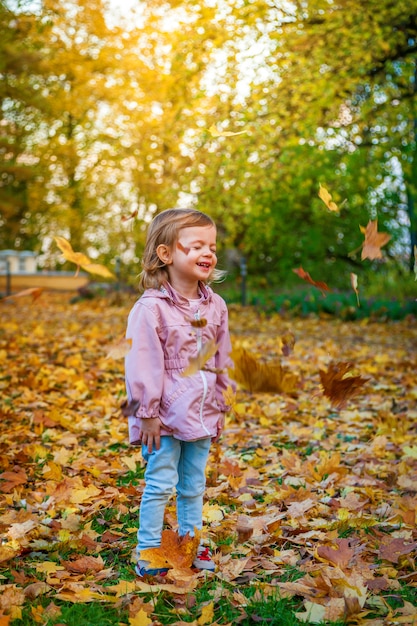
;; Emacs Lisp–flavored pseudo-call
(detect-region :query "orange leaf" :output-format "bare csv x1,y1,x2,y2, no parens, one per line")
292,266,331,295
1,287,44,302
360,220,391,260
139,529,200,571
319,361,369,409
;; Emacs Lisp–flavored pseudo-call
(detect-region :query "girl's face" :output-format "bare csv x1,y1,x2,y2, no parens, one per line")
158,224,217,295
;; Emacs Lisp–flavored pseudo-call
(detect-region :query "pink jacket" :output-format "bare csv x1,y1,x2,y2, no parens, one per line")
125,281,234,444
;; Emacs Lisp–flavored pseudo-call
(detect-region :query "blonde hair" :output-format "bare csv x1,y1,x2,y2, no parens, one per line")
139,208,224,291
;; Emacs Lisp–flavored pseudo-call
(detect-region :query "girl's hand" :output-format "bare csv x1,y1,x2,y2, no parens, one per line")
140,417,162,452
212,413,225,442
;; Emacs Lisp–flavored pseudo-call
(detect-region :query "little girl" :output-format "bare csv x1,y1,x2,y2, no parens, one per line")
124,208,234,576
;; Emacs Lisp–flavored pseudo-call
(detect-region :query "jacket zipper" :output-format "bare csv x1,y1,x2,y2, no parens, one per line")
195,309,211,436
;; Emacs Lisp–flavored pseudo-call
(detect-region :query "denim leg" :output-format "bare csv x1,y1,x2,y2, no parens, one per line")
137,436,181,552
176,438,211,537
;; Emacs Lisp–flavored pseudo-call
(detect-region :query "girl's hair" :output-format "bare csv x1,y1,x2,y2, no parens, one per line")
139,208,224,291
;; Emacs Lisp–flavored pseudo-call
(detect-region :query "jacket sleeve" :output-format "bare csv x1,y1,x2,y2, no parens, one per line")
125,300,164,424
214,300,236,411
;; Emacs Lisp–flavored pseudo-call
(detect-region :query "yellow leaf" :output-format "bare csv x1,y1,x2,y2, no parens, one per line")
129,609,153,626
81,263,115,279
198,602,215,625
35,562,65,575
182,339,218,376
318,184,339,212
54,236,91,267
350,272,360,307
70,484,102,504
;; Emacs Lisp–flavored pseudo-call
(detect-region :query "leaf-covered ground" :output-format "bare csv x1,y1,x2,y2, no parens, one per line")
0,293,416,625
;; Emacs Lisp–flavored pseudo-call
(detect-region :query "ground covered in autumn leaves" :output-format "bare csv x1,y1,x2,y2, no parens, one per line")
0,293,416,626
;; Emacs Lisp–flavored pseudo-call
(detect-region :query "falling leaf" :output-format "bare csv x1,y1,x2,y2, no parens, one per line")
121,209,138,222
181,339,218,376
81,263,115,279
208,124,248,137
184,315,208,328
360,220,391,260
120,399,141,417
54,236,115,278
350,272,360,306
292,266,331,295
281,331,295,356
231,347,298,393
319,361,369,409
318,184,339,212
1,287,44,302
105,337,132,359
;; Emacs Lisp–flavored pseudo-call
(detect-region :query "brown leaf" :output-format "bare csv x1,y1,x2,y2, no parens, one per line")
62,555,105,574
360,220,391,260
316,539,355,568
319,361,368,409
292,266,331,295
378,538,417,564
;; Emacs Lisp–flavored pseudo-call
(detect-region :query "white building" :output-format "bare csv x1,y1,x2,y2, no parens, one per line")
0,250,38,274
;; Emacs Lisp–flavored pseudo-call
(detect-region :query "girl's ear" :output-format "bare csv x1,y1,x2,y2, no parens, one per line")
156,244,172,265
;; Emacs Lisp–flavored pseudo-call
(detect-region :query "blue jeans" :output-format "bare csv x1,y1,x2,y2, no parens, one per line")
137,436,212,552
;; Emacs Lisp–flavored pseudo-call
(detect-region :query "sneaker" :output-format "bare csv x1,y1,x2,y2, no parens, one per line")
135,560,169,577
193,545,215,571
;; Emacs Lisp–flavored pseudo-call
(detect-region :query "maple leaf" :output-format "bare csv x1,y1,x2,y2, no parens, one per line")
316,538,355,568
319,361,369,409
139,529,200,572
292,266,331,295
181,339,219,376
360,220,391,260
378,537,417,563
318,184,340,212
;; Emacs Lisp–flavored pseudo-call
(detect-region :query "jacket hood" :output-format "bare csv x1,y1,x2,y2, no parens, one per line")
140,281,213,306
